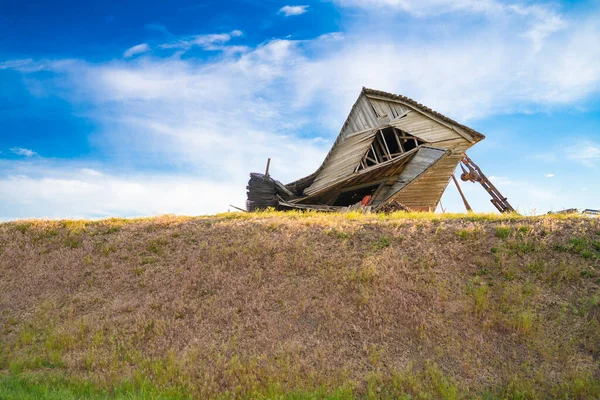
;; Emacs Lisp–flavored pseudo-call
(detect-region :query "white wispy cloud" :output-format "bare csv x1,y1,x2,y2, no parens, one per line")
334,0,567,50
159,30,243,52
566,141,600,167
511,4,568,51
79,168,103,176
0,58,76,73
10,147,37,157
488,176,514,186
123,43,150,58
545,173,554,178
279,5,309,16
0,165,244,219
334,0,497,14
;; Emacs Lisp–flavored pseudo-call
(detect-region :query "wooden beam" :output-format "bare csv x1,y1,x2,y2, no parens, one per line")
379,130,392,158
372,140,385,164
229,204,248,212
370,183,388,204
365,146,378,164
393,128,404,152
451,174,472,212
377,136,390,160
370,145,380,164
387,152,405,158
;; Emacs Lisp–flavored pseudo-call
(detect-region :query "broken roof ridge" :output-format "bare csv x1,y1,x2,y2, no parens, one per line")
361,87,485,141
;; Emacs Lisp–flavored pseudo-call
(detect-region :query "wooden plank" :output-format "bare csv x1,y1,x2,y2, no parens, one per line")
451,174,472,212
393,128,405,152
376,133,390,160
389,111,470,145
371,144,381,164
389,153,464,209
379,130,392,158
381,146,449,202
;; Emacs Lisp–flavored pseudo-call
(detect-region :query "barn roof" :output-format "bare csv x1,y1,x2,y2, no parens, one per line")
361,87,485,141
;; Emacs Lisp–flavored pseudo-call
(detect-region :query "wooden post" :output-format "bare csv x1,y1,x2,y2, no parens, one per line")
265,158,271,178
370,145,379,164
452,174,473,212
379,130,392,159
393,128,404,152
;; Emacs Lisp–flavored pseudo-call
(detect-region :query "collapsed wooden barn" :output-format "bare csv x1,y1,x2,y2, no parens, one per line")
247,87,512,213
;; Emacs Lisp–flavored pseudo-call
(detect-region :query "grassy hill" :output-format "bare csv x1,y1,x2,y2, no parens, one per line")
0,211,599,399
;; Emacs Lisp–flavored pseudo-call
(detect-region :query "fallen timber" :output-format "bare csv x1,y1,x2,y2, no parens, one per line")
246,87,514,213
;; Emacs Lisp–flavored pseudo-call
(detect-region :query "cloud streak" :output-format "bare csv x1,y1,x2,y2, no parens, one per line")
10,148,37,157
566,141,600,167
159,30,243,52
279,5,309,16
123,43,150,58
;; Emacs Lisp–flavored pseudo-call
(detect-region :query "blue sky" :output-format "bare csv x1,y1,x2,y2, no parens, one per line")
0,0,599,219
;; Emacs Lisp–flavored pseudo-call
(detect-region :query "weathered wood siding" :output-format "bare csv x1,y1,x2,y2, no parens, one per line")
381,146,448,199
369,99,411,125
388,111,468,149
389,152,466,210
339,95,379,141
305,128,378,195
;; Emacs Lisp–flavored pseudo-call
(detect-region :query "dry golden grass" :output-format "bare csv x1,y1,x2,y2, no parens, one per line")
0,211,599,398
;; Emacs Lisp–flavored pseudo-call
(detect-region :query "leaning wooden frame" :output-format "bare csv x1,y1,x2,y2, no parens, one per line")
246,87,513,213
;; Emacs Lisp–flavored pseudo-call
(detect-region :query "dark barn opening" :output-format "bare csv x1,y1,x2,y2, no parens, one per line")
333,183,380,206
358,127,426,171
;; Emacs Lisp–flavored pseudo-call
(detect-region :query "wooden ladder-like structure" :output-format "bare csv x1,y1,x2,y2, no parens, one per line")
459,155,515,213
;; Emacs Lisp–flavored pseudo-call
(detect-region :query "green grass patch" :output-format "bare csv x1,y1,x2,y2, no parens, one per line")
456,227,486,241
554,237,600,259
494,226,512,239
146,238,169,254
326,228,352,240
466,278,490,314
6,365,596,400
13,222,34,234
516,225,533,235
0,373,191,400
506,239,536,256
64,235,82,249
372,235,391,249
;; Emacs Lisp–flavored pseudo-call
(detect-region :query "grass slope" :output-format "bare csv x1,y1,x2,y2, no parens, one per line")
0,211,599,399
